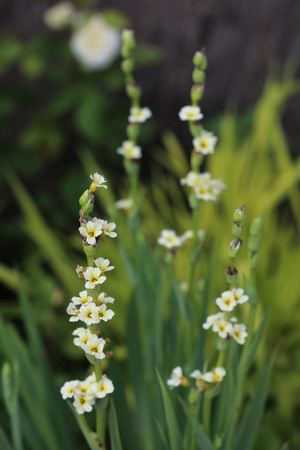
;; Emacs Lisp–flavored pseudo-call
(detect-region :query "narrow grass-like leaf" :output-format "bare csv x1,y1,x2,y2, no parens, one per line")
238,300,273,375
68,402,99,450
0,426,12,450
178,397,212,450
243,274,258,306
156,368,182,450
165,265,189,321
237,351,277,450
109,399,123,450
155,418,170,450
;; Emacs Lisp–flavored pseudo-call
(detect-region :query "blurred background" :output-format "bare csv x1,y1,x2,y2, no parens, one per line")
0,1,300,449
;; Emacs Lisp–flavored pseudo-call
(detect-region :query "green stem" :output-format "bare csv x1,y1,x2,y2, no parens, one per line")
87,255,94,267
130,171,138,211
96,410,106,449
188,205,200,307
203,393,212,437
216,349,226,367
94,363,102,382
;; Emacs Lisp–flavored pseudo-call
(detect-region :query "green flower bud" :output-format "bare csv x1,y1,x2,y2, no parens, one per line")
124,158,139,176
192,68,205,84
193,51,205,68
81,196,94,215
248,235,261,253
225,266,238,284
79,189,91,206
191,151,204,171
250,215,263,237
125,83,141,100
200,55,207,71
189,122,202,138
228,239,242,258
126,123,140,141
188,387,199,404
122,29,136,50
83,245,98,257
191,84,205,103
233,206,246,225
232,222,243,238
121,45,131,59
121,58,134,74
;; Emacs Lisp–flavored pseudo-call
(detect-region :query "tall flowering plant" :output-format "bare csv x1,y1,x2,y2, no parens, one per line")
60,174,118,449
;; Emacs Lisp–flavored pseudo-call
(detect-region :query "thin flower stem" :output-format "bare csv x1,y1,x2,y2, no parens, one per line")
130,171,138,210
94,363,102,382
96,410,106,449
216,349,226,368
87,255,94,267
188,205,200,307
203,393,212,437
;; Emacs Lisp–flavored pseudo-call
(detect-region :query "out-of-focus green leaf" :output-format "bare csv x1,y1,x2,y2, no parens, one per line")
178,397,212,450
155,418,170,450
237,352,277,450
109,399,123,450
134,44,163,67
19,52,45,78
0,36,22,73
243,274,259,306
156,369,182,450
102,9,129,28
0,426,12,450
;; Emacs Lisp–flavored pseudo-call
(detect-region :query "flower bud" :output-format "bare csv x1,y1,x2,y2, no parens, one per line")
122,29,136,50
83,245,98,256
121,45,131,59
232,222,243,238
193,50,205,68
228,239,242,258
191,84,205,103
126,124,140,141
79,189,91,206
248,235,261,252
192,68,205,84
189,122,202,138
249,215,263,237
105,338,111,345
106,351,113,358
125,82,141,100
188,387,199,404
225,266,238,284
233,206,246,225
81,196,94,215
121,58,134,74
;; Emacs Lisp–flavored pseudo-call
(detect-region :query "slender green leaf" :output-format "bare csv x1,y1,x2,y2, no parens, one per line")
238,300,273,375
68,402,99,450
155,418,170,450
109,399,123,450
156,368,182,450
237,351,277,450
178,397,212,450
165,265,189,321
0,426,12,450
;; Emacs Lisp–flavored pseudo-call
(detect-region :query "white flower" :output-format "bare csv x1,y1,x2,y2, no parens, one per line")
193,130,217,155
99,220,117,238
231,324,248,345
84,335,106,359
204,367,226,383
114,198,133,211
85,372,96,384
157,230,182,250
209,179,226,197
94,257,114,274
117,140,142,160
73,393,95,414
216,291,237,312
178,106,203,121
212,317,233,339
71,290,93,306
78,303,98,325
84,267,106,289
74,380,94,397
90,173,107,188
66,302,80,322
73,328,93,348
97,292,115,304
167,366,184,389
60,380,78,399
93,375,114,398
43,2,75,30
92,304,115,323
70,15,121,70
190,370,211,391
180,171,211,188
128,107,152,123
231,288,249,305
79,220,103,245
202,312,224,330
180,230,194,244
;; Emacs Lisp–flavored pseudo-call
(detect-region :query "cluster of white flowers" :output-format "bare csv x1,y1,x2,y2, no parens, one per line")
61,173,116,413
180,171,226,202
203,287,249,345
43,3,121,70
167,366,226,391
157,229,205,250
60,373,114,414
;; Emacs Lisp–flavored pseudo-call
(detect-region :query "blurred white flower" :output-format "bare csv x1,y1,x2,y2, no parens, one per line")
115,198,133,211
128,107,152,123
43,2,75,30
117,140,142,159
157,230,182,250
178,105,203,121
193,130,217,155
70,15,121,70
231,323,248,345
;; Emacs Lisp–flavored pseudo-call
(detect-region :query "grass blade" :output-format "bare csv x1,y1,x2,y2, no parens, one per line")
109,399,123,450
